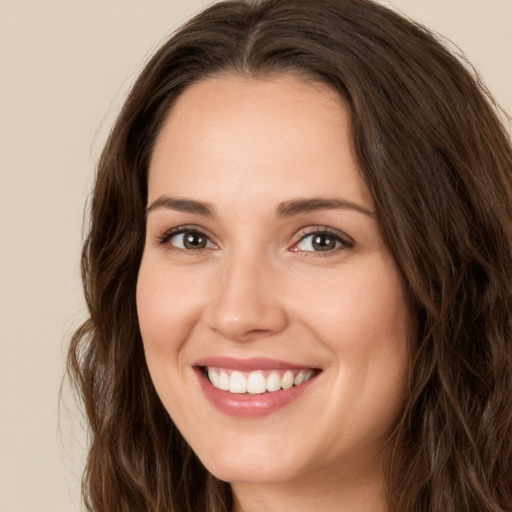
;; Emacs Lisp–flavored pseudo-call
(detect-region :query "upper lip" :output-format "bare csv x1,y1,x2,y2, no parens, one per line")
193,356,317,372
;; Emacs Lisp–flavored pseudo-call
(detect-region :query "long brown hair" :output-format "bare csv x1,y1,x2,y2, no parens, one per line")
68,0,512,510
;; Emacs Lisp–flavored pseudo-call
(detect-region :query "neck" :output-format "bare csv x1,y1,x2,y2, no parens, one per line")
231,463,390,512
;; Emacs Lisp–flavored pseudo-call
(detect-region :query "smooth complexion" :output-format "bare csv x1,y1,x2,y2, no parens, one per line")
137,75,412,512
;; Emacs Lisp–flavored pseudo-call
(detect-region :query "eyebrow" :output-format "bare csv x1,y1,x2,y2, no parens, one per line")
146,195,376,220
146,196,216,217
275,198,376,220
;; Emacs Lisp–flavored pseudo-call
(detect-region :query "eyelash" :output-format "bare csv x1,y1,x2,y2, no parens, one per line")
155,225,354,255
291,227,354,256
155,225,217,254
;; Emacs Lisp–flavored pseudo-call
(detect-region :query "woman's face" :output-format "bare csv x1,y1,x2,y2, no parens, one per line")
137,75,411,486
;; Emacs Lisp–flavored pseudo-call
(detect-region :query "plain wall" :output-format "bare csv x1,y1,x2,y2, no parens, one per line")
0,1,510,511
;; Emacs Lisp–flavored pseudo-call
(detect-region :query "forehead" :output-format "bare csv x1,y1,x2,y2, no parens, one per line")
148,75,373,212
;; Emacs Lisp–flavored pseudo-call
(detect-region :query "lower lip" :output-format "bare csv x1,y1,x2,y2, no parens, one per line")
196,369,317,418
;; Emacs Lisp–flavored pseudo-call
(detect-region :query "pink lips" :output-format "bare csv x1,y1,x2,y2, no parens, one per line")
193,357,319,418
194,356,309,372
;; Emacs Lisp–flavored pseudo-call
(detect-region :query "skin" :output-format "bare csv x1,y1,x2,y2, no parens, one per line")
137,75,412,512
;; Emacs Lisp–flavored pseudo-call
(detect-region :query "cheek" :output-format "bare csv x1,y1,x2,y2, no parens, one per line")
136,256,203,372
135,257,207,429
291,260,411,425
293,262,410,354
137,251,208,338
136,257,214,441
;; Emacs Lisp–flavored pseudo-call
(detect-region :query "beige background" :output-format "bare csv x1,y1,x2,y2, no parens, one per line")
0,1,510,511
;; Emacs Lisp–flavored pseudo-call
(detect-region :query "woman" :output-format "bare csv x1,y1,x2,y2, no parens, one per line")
68,0,512,511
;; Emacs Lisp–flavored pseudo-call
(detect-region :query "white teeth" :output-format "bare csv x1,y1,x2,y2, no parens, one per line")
281,370,294,390
207,367,220,388
266,371,281,392
247,372,267,394
294,370,306,386
207,367,316,394
229,371,247,393
218,370,230,391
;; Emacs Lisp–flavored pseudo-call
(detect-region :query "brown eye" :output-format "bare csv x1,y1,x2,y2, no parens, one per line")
183,231,207,249
168,230,213,250
293,230,353,253
310,233,338,251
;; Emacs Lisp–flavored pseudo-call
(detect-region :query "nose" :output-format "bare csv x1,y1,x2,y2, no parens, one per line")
204,251,288,343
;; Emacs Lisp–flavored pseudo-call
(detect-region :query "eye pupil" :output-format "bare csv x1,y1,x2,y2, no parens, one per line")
183,232,206,249
312,234,336,251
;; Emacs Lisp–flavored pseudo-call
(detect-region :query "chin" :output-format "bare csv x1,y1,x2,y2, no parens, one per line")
197,440,305,484
206,461,300,485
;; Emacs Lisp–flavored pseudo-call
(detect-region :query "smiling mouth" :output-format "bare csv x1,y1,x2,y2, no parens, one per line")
202,367,318,395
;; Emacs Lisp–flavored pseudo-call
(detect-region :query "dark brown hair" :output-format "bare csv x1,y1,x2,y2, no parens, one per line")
68,0,512,510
